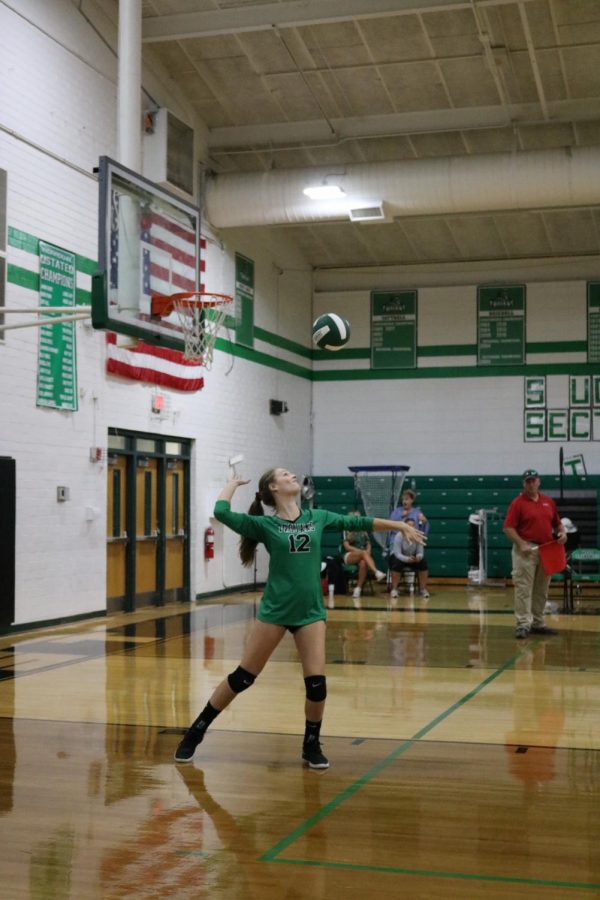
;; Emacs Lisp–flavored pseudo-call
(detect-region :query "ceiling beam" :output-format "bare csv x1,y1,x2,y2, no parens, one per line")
208,99,600,151
142,0,540,43
312,253,600,289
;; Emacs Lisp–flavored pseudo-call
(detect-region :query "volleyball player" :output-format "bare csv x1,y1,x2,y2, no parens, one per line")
174,467,424,769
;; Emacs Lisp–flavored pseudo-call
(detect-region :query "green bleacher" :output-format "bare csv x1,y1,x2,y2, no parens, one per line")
313,474,600,580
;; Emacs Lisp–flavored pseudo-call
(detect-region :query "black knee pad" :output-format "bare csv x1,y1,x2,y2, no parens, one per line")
304,674,327,702
227,666,256,693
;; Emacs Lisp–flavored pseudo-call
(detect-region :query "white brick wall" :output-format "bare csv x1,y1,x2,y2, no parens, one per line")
312,281,591,475
0,1,312,626
0,0,595,628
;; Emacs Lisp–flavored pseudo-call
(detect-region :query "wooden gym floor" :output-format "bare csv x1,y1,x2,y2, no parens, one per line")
0,587,599,899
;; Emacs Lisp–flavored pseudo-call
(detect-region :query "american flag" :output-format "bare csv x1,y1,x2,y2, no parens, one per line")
107,192,207,392
106,332,204,392
140,208,198,297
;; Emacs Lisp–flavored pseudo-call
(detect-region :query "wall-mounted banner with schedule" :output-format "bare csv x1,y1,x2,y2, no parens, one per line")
588,283,600,364
235,252,254,349
477,285,525,366
36,241,78,411
370,290,417,369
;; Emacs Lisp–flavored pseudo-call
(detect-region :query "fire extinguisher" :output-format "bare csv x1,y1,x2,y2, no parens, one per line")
204,526,215,560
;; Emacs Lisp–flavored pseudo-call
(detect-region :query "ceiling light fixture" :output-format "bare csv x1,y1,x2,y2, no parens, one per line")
302,184,346,200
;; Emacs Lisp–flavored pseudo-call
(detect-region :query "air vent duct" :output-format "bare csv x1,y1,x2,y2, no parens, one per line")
349,204,386,222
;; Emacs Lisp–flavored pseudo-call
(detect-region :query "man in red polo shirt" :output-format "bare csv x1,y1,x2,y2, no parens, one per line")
503,469,567,639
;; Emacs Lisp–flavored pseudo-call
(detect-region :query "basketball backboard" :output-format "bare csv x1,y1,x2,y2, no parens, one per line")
92,156,201,350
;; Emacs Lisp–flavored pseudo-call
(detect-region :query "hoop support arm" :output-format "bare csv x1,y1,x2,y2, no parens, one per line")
0,306,92,314
0,313,91,332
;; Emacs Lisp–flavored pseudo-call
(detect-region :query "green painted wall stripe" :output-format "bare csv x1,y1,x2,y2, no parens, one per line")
8,227,97,275
313,361,598,381
314,345,474,361
215,336,312,379
75,254,98,276
261,641,538,862
75,288,91,305
5,267,594,381
268,857,600,891
8,265,90,306
7,263,38,291
5,227,593,379
254,326,312,359
314,346,369,361
527,340,588,354
7,227,39,254
313,340,586,362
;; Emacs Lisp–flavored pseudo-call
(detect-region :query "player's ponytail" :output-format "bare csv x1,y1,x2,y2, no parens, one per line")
239,468,277,567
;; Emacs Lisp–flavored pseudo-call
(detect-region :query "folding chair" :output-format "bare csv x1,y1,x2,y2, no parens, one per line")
569,548,600,609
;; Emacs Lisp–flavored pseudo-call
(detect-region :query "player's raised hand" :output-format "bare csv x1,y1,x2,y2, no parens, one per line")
219,476,251,502
227,476,250,486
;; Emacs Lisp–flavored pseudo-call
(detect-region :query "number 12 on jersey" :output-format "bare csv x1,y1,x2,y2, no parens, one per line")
288,534,310,553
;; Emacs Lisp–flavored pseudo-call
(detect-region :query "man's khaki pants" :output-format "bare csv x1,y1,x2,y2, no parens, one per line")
511,546,550,628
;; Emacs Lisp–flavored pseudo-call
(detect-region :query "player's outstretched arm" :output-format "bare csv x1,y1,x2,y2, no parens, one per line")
373,518,426,544
218,477,251,503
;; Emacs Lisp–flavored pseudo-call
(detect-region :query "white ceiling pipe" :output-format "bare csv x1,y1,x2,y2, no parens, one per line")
205,145,600,228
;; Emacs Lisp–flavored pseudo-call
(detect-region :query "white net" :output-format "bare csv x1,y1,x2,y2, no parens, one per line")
350,467,410,552
171,294,232,367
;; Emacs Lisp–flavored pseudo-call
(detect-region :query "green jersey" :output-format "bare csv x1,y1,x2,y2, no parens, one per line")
214,500,374,626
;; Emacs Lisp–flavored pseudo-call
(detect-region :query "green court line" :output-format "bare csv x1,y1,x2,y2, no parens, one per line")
267,857,600,891
260,642,537,862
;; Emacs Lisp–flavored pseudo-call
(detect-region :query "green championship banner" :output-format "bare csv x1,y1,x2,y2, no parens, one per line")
588,283,600,364
477,285,525,366
235,252,254,349
36,241,78,411
370,290,417,369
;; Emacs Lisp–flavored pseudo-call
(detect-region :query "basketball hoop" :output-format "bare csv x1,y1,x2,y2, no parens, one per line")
151,291,233,368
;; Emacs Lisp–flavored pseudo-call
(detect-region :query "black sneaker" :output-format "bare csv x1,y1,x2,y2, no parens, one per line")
515,626,530,639
302,742,329,769
174,728,204,763
529,625,558,636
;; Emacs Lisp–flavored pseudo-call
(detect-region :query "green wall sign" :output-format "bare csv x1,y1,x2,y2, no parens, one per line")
235,253,254,349
370,290,417,369
36,241,78,411
477,285,525,366
588,283,600,364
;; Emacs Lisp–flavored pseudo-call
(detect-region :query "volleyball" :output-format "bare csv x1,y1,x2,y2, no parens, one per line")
312,313,351,351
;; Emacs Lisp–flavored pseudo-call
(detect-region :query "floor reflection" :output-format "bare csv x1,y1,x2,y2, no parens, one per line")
504,640,565,790
0,589,599,898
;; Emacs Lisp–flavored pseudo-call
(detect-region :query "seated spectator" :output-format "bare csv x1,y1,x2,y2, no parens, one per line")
342,511,386,606
390,488,430,598
389,529,429,602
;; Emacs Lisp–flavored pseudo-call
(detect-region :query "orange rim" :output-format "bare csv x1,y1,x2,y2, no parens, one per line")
151,291,233,318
